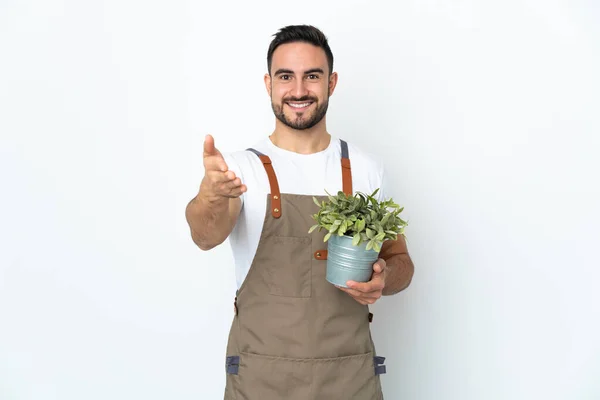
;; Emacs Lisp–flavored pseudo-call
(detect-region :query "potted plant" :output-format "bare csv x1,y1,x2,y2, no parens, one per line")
308,189,408,288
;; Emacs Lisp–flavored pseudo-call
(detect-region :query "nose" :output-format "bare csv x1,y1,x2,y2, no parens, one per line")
291,78,309,99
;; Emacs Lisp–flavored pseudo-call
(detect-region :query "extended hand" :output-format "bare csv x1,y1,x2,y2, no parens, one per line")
337,259,387,305
200,134,246,200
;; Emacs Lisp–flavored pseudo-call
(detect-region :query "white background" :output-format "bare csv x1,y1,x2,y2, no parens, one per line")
1,0,599,399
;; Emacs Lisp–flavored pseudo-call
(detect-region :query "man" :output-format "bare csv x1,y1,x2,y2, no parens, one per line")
185,25,414,400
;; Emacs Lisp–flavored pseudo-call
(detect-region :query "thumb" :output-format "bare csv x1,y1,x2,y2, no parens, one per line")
203,134,221,157
373,259,385,274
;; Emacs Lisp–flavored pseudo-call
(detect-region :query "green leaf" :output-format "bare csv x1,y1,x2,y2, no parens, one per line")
352,233,361,246
366,240,374,251
324,214,336,223
310,187,407,246
381,213,390,225
366,228,375,239
356,219,365,233
373,241,381,252
324,232,332,242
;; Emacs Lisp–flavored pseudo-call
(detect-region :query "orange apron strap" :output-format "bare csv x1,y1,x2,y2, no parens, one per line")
247,148,282,218
340,140,353,195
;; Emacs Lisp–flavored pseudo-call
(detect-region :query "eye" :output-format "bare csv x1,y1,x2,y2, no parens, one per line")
307,74,320,80
280,74,291,80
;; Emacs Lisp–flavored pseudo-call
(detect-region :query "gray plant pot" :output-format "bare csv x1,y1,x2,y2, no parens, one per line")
326,234,379,288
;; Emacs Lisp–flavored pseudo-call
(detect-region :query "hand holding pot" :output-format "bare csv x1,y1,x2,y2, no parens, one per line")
336,258,387,305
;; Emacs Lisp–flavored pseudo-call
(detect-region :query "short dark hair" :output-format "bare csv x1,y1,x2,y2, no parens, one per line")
267,25,334,75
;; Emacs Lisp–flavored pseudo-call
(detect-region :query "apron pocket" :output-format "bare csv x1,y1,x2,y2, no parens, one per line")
260,235,312,298
313,351,383,400
236,352,312,400
232,351,383,400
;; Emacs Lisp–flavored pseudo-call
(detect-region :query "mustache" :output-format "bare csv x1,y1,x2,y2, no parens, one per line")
283,96,318,102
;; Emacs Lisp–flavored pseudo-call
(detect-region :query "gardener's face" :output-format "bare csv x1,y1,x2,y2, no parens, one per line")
265,42,338,130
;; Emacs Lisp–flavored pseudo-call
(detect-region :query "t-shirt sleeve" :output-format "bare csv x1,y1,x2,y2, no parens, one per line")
222,152,245,207
377,162,410,229
376,161,390,203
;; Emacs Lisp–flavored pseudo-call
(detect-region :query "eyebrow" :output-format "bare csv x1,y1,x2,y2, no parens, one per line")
304,68,325,75
273,68,326,76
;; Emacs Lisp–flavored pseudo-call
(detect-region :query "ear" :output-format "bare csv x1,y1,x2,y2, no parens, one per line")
264,73,272,97
328,72,339,96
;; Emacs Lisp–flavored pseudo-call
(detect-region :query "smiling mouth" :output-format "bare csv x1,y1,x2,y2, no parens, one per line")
286,102,313,110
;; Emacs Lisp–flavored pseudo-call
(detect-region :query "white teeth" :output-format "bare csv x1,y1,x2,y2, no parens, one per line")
288,102,311,108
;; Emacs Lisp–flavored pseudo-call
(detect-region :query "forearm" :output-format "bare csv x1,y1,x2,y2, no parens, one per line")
378,235,414,295
185,193,231,250
382,253,414,295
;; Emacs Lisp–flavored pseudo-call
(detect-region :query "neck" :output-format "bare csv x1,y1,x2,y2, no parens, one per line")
270,119,331,154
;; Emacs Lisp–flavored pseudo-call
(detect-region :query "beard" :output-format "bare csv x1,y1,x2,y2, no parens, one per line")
271,95,329,130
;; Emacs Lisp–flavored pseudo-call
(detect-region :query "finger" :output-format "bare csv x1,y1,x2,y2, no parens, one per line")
206,170,235,184
214,170,237,181
222,177,244,192
222,184,247,198
374,259,386,273
336,286,377,305
219,178,246,195
226,171,239,181
346,276,385,293
336,285,364,300
203,134,219,157
222,174,245,191
204,154,228,172
200,170,246,199
336,285,366,298
234,184,248,195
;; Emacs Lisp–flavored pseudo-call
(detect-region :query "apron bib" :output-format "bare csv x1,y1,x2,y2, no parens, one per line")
223,140,386,400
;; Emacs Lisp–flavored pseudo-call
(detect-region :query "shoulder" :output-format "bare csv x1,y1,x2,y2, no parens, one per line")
343,139,385,178
222,149,259,171
222,138,271,174
339,138,387,201
347,141,382,165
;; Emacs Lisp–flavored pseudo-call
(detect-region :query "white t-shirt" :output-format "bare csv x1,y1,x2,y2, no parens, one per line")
223,136,390,289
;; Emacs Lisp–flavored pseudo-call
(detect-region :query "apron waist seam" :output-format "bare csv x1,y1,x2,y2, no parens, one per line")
238,350,374,362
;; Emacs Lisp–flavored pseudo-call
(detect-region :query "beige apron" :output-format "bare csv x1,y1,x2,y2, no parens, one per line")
224,140,386,400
